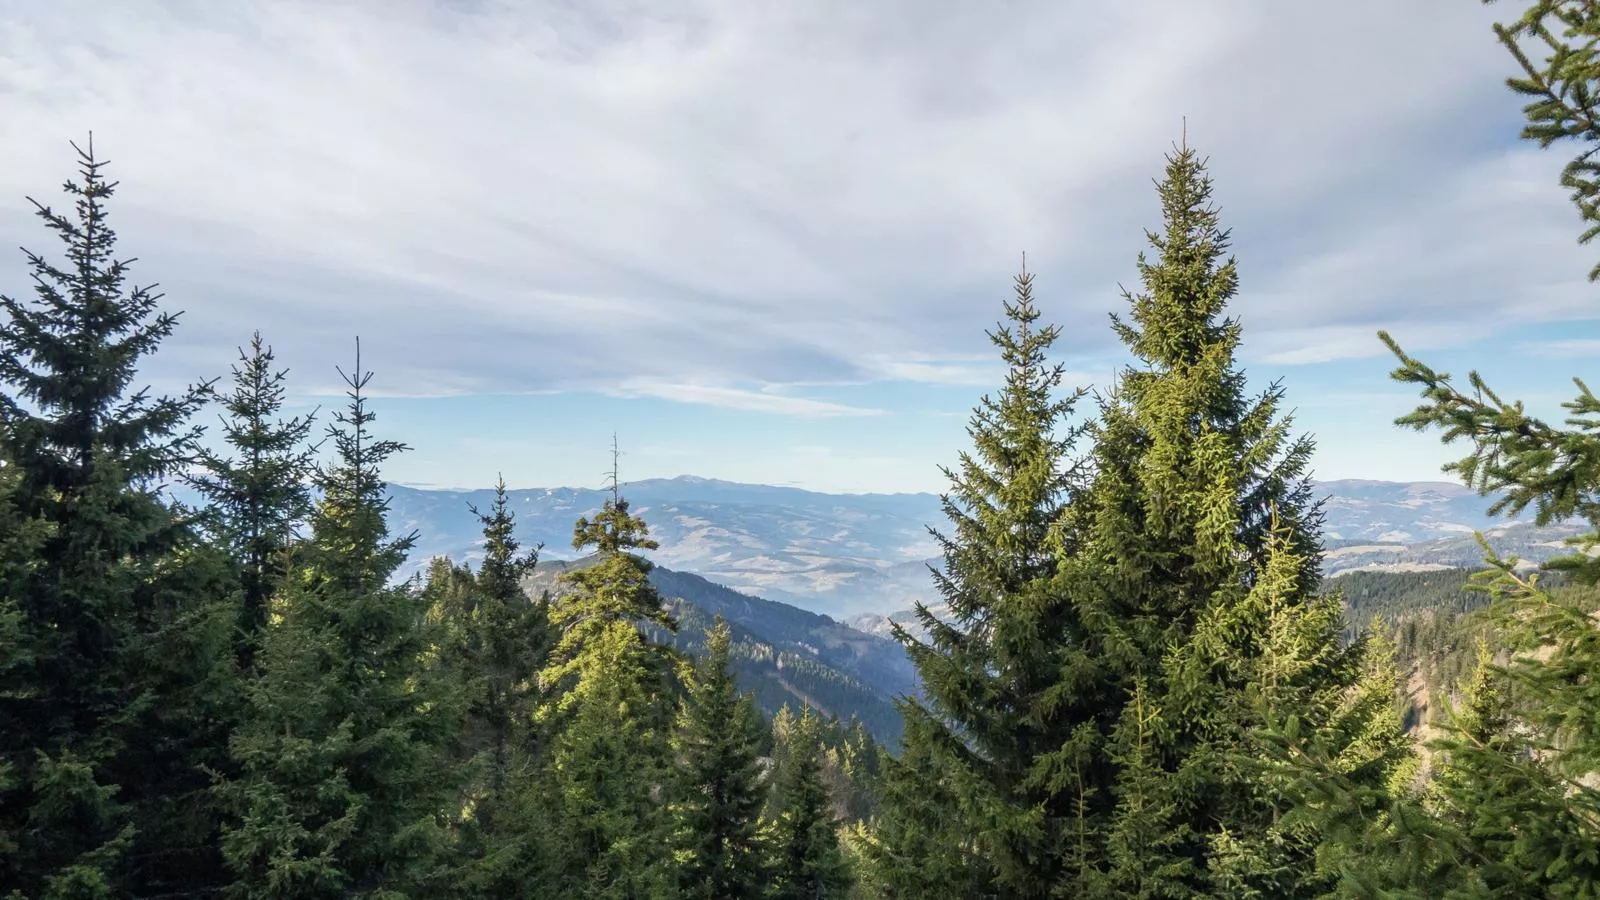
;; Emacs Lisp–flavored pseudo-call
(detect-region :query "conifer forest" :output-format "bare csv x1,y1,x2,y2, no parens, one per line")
6,1,1600,898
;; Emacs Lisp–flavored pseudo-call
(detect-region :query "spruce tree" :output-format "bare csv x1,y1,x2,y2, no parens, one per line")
466,477,548,807
0,137,237,897
540,466,678,705
669,615,769,899
458,478,547,802
535,460,681,897
217,343,462,898
187,331,318,659
767,705,851,900
870,260,1092,897
0,447,51,894
434,477,551,896
1273,568,1600,898
1420,639,1551,895
1044,140,1402,898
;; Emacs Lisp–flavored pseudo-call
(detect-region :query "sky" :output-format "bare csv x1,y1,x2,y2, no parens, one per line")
0,0,1594,496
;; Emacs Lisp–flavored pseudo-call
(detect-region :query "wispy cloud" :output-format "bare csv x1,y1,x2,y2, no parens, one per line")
1519,338,1600,358
605,379,884,417
858,355,1004,387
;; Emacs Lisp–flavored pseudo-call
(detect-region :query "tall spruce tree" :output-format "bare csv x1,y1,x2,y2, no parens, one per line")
1042,140,1402,898
436,477,551,896
187,331,319,659
669,615,770,899
0,137,238,897
869,260,1092,897
766,705,851,900
458,477,547,806
535,453,681,897
217,343,462,898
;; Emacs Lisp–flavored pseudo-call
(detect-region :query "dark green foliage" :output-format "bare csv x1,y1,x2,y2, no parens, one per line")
1266,564,1600,897
216,347,461,898
861,709,994,899
541,485,678,704
818,716,884,826
0,138,235,898
187,331,318,655
873,260,1091,896
1335,568,1491,635
767,706,852,899
538,624,678,899
0,138,211,500
15,96,1600,899
670,616,770,899
1321,568,1596,737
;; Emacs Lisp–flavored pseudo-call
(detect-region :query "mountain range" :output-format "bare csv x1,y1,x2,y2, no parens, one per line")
372,475,1583,619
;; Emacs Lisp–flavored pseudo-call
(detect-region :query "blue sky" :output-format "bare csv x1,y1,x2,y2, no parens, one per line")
0,0,1594,495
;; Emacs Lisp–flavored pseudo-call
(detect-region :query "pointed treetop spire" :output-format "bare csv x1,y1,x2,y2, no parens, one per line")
334,335,368,397
606,432,623,504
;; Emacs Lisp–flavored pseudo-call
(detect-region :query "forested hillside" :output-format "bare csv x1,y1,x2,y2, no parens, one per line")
5,2,1600,896
526,555,912,745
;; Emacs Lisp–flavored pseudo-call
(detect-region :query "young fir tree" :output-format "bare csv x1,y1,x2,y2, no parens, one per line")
669,615,770,899
534,456,681,898
1043,140,1403,898
187,331,319,660
0,137,239,897
868,260,1092,898
766,705,851,900
217,343,463,899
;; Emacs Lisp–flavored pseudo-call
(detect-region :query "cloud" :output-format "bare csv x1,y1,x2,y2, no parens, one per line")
1520,338,1600,359
0,0,1580,409
604,379,884,417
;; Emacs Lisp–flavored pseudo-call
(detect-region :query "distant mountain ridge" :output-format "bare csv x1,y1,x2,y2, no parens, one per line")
381,475,946,617
164,474,1586,617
